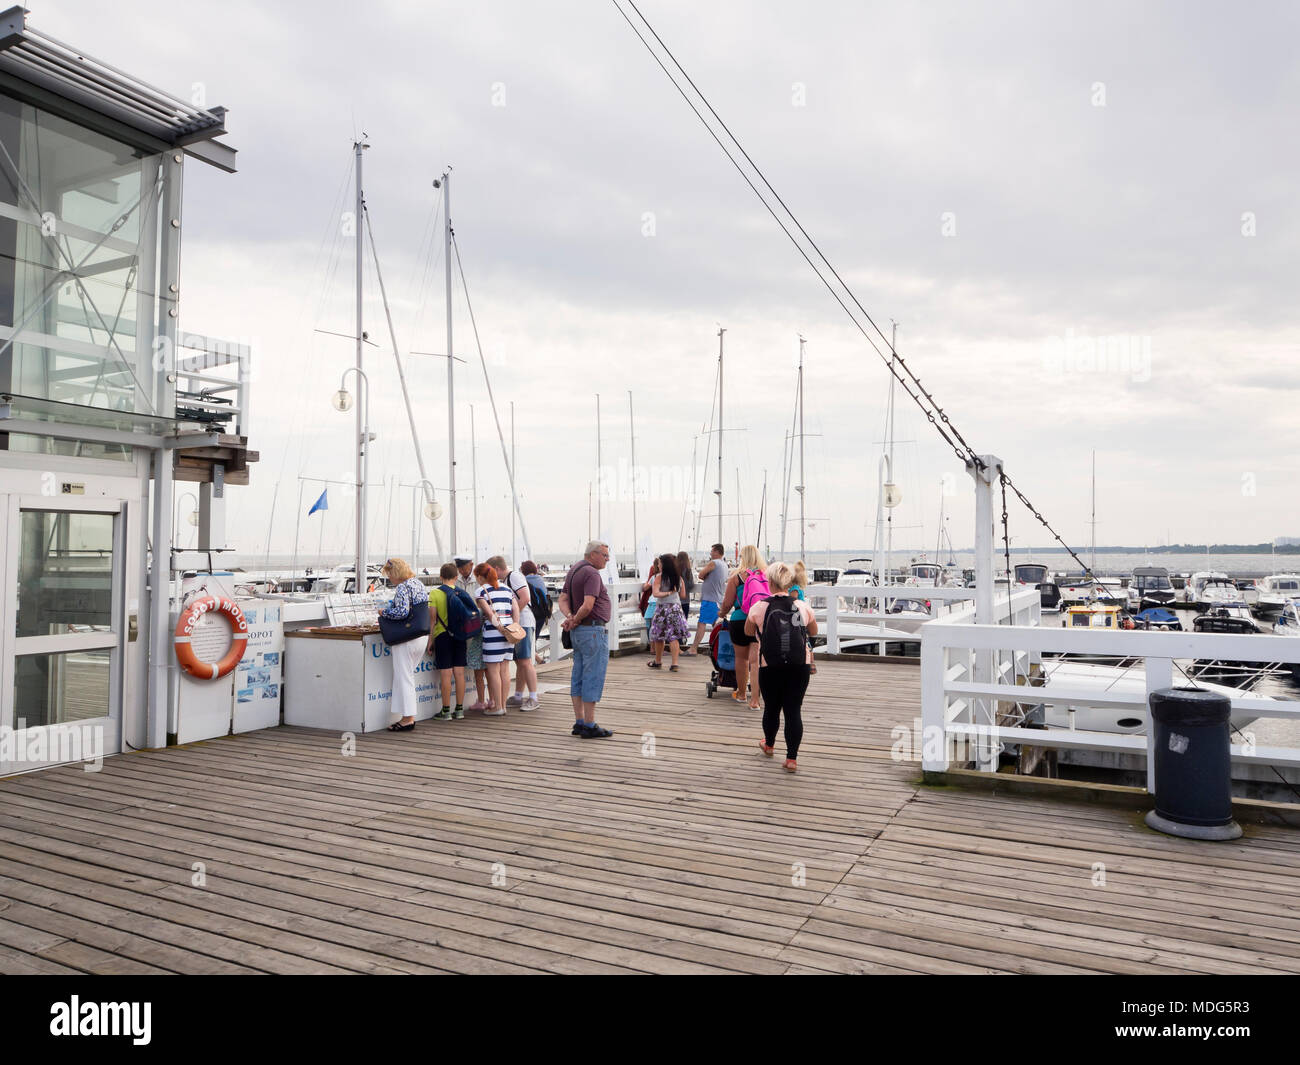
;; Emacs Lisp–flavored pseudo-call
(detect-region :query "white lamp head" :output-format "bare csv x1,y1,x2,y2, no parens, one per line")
332,388,353,412
883,483,903,509
424,501,444,521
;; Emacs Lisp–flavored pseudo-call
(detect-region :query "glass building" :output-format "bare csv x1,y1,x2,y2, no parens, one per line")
0,6,238,772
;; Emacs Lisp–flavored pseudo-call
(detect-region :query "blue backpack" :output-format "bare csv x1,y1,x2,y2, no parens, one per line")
443,585,482,640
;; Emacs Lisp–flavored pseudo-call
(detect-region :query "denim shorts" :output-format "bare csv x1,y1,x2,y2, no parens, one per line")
569,624,608,704
513,625,534,661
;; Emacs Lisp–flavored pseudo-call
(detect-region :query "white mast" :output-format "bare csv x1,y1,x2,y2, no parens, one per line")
441,169,457,555
629,390,638,558
1090,449,1097,574
471,403,479,556
595,393,602,540
510,400,516,558
797,335,806,560
716,327,725,546
353,138,367,584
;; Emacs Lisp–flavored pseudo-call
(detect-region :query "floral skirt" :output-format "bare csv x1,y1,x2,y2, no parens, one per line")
466,633,484,670
649,599,689,644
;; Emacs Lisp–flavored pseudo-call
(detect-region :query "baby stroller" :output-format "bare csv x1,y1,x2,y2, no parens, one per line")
705,619,737,698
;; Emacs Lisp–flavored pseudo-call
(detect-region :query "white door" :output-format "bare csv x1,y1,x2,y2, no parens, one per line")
0,496,124,774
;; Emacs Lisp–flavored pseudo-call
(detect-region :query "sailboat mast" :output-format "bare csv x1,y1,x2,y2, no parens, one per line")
717,327,725,546
353,138,367,584
471,404,479,555
443,170,457,554
510,400,516,559
595,394,602,540
1090,449,1096,574
797,335,806,560
629,391,638,558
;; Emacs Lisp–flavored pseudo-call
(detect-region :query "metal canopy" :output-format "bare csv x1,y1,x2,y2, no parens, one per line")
0,5,236,171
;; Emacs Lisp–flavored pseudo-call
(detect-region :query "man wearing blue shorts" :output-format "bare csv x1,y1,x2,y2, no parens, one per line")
558,541,613,738
690,542,727,656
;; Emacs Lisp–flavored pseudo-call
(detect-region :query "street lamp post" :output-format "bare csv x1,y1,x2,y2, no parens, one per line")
333,366,373,589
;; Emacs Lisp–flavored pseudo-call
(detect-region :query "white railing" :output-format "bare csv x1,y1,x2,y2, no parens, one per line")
538,579,1000,662
542,578,645,663
920,600,1300,789
175,332,250,437
804,584,1001,654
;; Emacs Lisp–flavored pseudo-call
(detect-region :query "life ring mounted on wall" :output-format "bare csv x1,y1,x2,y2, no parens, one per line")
174,596,249,679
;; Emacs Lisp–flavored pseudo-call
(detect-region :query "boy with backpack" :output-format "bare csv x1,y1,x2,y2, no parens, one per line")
744,561,818,773
428,561,479,720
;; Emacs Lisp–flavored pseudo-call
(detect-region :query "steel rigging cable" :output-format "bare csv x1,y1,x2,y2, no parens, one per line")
610,0,1101,580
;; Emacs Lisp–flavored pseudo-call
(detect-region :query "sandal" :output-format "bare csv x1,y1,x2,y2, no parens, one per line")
758,740,774,757
783,758,797,773
647,661,662,669
669,664,678,672
730,691,746,703
388,721,415,732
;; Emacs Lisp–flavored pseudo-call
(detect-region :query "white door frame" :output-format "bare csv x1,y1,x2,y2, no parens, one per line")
1,494,125,773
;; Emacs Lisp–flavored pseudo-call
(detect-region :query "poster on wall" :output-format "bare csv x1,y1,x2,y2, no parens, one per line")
233,601,284,732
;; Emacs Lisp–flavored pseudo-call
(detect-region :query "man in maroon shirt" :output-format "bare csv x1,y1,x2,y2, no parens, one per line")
559,540,614,738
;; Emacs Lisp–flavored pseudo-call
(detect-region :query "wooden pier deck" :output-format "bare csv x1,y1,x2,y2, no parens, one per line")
1,654,1298,975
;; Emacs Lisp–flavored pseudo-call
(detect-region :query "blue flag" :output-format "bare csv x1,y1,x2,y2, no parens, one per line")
308,489,328,516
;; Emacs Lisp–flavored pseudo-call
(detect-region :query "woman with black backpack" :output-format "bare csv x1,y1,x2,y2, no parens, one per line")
744,561,818,772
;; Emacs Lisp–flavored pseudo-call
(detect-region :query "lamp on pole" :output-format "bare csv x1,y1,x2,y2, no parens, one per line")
174,491,198,549
332,366,373,586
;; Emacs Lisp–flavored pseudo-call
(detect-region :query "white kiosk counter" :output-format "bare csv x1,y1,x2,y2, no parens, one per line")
283,627,439,733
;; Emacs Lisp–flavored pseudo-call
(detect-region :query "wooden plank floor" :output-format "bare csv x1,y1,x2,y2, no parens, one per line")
0,652,1298,974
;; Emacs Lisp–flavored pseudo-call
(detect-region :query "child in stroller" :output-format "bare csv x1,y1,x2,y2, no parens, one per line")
705,619,737,698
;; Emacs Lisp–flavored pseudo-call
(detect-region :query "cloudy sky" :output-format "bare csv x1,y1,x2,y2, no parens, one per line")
44,0,1300,561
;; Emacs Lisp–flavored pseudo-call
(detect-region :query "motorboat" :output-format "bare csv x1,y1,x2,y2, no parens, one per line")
1014,562,1062,612
1132,607,1182,631
1186,571,1246,608
1255,574,1300,620
838,558,875,587
1273,601,1300,680
1063,602,1124,629
1039,660,1265,734
1056,574,1124,605
1192,603,1263,635
1126,566,1176,610
906,561,943,588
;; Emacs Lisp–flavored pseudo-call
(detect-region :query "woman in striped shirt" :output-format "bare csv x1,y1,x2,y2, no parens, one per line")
474,563,518,717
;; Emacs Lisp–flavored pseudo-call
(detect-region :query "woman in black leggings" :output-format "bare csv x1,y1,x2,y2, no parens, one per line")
744,561,818,772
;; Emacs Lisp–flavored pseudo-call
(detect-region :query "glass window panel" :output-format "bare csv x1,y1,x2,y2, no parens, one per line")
0,90,166,426
12,648,111,728
15,509,114,636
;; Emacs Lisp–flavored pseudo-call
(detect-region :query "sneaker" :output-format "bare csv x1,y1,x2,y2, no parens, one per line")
468,700,487,712
578,722,613,739
452,706,465,720
505,693,525,707
522,695,540,712
433,708,453,721
483,707,507,717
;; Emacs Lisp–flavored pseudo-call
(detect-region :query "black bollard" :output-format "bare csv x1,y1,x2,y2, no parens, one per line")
1145,687,1242,841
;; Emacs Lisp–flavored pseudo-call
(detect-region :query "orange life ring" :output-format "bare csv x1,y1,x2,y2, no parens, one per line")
174,596,249,679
